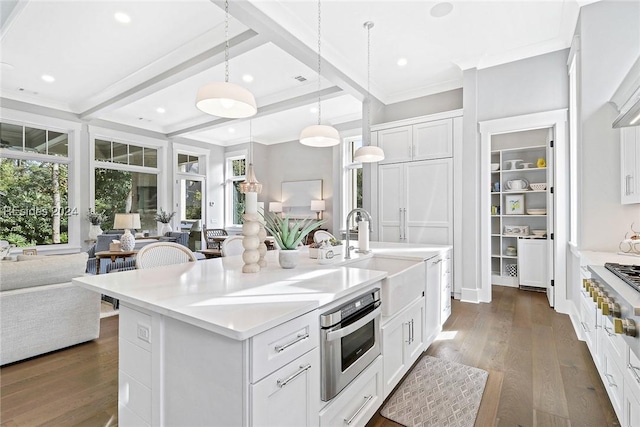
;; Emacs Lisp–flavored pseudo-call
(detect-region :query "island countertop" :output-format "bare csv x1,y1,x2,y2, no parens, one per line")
73,242,450,340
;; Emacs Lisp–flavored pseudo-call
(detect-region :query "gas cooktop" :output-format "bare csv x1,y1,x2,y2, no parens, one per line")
605,263,640,292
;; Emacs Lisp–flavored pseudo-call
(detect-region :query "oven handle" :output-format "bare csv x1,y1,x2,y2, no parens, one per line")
325,306,381,342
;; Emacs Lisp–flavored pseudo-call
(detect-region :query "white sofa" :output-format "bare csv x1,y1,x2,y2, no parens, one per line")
0,252,100,365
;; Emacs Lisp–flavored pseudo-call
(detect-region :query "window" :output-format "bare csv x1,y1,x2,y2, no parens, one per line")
343,136,363,229
175,149,206,234
93,138,159,232
0,122,73,247
225,152,246,227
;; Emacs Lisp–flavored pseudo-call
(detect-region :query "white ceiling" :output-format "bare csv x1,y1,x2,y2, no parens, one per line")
0,0,591,146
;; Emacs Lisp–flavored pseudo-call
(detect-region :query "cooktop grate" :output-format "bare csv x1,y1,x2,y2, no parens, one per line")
605,263,640,293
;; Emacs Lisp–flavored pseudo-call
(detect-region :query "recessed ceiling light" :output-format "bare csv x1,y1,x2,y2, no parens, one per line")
430,2,453,18
41,74,55,83
156,107,166,114
242,74,254,83
228,127,236,134
310,107,318,114
114,12,131,24
397,58,408,67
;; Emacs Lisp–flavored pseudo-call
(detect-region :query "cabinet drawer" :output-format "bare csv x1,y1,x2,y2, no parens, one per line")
603,344,624,416
119,304,152,352
627,349,640,395
602,316,627,363
251,310,318,382
251,349,320,427
320,356,383,427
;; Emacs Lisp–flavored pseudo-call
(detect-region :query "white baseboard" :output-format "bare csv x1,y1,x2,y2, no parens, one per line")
460,287,480,303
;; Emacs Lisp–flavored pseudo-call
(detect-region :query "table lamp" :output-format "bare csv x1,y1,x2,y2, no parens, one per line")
114,213,141,251
310,200,325,220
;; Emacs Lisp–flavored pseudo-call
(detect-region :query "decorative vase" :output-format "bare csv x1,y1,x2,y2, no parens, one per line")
278,249,299,269
120,229,136,251
160,223,172,235
88,224,103,240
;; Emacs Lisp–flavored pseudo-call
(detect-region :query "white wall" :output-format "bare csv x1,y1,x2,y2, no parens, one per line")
462,49,570,301
380,89,463,123
576,0,640,251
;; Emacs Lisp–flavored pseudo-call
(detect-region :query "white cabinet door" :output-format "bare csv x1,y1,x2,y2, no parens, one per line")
251,349,320,427
425,256,441,345
624,378,640,427
517,238,548,288
405,298,425,365
377,126,412,164
621,126,640,204
413,119,453,160
382,297,425,398
381,312,407,397
602,344,624,418
405,159,453,245
379,163,404,242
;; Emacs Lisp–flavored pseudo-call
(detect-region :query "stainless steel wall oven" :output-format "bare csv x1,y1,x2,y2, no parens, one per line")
320,288,381,401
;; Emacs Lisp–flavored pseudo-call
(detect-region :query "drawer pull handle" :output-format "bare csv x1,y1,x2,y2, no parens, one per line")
604,326,616,337
628,364,640,384
345,395,373,425
277,364,311,388
580,321,589,332
604,374,618,388
274,333,309,353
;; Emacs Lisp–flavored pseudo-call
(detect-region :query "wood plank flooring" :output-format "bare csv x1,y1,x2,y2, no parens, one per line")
0,286,619,426
367,286,620,427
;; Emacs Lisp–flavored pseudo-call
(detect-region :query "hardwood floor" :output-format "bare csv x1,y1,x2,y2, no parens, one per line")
0,287,619,426
0,315,119,426
367,286,620,427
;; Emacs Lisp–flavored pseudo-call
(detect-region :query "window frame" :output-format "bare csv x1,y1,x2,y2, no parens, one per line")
224,149,247,230
89,126,165,234
173,143,209,234
342,135,363,230
0,114,80,253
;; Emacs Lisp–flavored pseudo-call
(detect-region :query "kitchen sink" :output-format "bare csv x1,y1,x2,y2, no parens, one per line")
342,256,425,317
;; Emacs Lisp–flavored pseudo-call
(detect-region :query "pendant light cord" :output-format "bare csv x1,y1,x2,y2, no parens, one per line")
224,0,230,83
367,22,371,146
317,0,322,126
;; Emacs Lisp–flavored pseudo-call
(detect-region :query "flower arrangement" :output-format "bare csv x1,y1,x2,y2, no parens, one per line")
154,209,176,224
87,209,107,225
262,213,324,250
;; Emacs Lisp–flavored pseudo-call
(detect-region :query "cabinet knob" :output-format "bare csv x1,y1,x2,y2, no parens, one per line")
614,318,637,337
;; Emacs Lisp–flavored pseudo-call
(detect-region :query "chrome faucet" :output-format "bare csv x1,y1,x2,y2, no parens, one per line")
345,208,372,259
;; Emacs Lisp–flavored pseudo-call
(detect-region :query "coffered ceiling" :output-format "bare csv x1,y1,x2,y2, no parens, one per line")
0,0,594,146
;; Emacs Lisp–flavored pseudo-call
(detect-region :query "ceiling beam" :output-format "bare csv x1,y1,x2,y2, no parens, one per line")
79,29,268,120
167,85,344,138
210,0,381,105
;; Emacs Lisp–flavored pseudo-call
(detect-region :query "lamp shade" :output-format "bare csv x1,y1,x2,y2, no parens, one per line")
196,82,257,119
299,124,340,147
310,200,325,212
114,213,141,230
269,202,283,213
354,145,385,163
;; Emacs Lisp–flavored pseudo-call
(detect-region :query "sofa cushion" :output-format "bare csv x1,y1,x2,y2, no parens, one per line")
0,252,89,292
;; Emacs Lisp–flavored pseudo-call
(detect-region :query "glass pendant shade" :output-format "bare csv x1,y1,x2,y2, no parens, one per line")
354,145,385,163
238,163,262,194
196,82,257,118
299,124,340,147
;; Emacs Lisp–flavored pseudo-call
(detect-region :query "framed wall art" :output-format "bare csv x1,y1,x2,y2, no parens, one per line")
504,194,524,215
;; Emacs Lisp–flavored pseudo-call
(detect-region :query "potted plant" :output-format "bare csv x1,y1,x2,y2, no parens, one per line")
262,213,324,269
86,209,107,240
154,209,176,235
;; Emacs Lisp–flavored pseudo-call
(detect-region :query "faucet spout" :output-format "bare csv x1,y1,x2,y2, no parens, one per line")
345,208,372,259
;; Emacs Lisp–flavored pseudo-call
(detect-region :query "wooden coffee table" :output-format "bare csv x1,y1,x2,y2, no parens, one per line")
95,250,138,274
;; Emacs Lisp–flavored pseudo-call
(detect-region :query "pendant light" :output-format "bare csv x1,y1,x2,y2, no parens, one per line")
196,0,257,119
354,21,385,163
299,0,340,147
239,121,262,194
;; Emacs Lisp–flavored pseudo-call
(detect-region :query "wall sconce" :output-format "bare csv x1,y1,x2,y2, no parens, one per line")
310,200,325,220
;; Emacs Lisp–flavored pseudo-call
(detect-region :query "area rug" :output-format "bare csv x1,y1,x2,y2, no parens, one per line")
380,356,488,427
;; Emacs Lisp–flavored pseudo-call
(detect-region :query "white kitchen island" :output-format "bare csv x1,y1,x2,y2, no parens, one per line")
73,242,451,426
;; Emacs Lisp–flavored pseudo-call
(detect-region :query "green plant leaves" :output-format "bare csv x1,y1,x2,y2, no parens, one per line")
261,212,325,250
